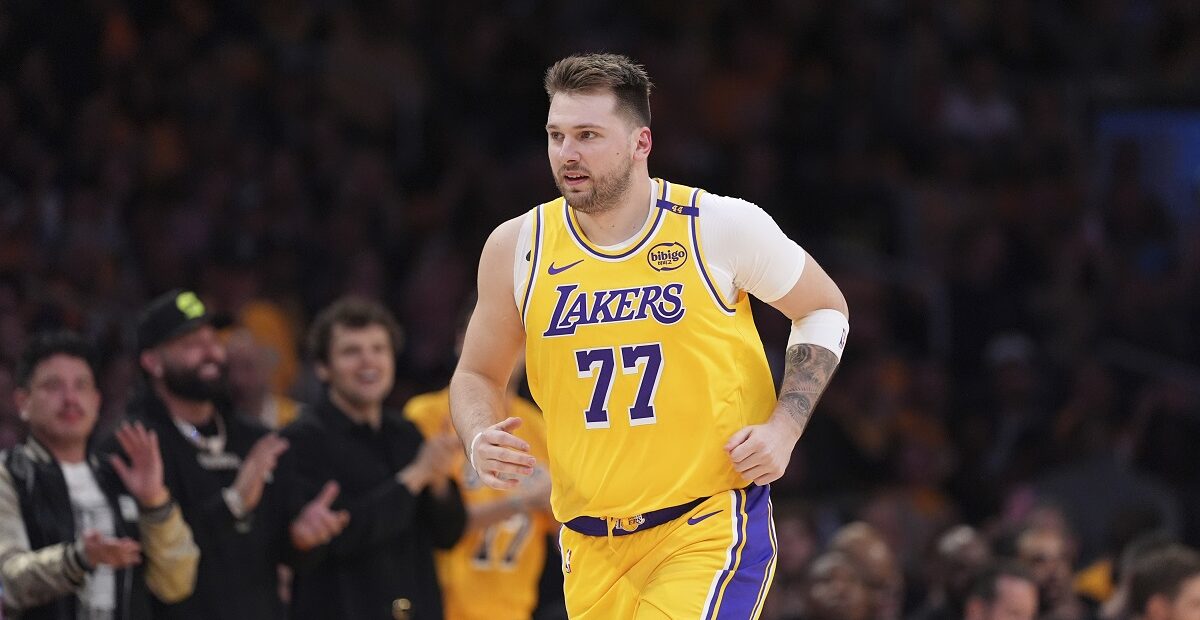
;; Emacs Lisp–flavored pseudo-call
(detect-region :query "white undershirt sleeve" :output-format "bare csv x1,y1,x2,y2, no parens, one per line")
697,194,806,304
512,211,534,309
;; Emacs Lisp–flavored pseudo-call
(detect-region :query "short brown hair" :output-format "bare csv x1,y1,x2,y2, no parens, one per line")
968,561,1036,604
307,297,403,364
544,53,653,127
1129,545,1200,614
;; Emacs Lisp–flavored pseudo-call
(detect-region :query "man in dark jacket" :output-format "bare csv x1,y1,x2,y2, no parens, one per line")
284,297,466,620
1127,544,1200,620
117,290,348,620
0,331,198,620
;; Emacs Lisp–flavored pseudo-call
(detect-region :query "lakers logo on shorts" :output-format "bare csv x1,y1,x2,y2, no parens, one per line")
616,514,645,533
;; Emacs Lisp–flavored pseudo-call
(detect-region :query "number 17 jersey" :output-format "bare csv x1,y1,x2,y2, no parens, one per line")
519,179,779,522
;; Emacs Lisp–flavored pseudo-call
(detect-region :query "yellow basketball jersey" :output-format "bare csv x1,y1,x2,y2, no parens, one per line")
404,389,554,620
520,179,778,522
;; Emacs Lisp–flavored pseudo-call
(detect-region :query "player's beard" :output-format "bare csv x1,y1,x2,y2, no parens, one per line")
558,157,635,215
162,361,230,403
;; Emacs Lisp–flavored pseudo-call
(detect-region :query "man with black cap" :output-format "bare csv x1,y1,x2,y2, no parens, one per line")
113,289,349,620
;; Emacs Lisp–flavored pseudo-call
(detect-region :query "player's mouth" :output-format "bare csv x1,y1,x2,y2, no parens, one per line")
562,173,589,187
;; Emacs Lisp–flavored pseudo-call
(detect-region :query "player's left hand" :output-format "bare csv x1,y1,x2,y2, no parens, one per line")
725,416,802,485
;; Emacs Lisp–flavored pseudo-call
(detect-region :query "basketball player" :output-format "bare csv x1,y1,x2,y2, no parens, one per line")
450,53,849,619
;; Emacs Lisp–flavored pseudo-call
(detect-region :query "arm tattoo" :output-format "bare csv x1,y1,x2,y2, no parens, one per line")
776,344,840,433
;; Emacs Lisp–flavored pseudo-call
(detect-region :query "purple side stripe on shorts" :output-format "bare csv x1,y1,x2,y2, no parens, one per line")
702,489,746,620
713,485,777,620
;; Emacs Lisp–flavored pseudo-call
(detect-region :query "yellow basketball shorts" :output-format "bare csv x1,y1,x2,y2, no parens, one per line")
558,485,777,619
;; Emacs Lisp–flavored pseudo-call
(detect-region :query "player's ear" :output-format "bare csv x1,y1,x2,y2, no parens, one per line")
632,126,652,161
315,362,330,382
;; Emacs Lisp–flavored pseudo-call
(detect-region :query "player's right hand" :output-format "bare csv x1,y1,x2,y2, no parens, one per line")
470,417,536,490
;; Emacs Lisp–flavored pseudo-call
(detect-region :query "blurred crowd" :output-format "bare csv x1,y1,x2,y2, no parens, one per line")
2,0,1200,618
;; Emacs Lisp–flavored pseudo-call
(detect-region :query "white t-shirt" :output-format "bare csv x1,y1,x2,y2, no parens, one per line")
60,462,116,620
514,179,806,305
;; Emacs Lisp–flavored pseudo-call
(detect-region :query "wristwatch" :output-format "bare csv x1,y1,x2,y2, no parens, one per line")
222,487,248,520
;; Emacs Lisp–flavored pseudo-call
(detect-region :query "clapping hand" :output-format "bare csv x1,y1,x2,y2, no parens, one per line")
290,481,350,551
82,530,142,569
397,433,459,494
109,422,169,508
231,434,289,512
513,464,552,513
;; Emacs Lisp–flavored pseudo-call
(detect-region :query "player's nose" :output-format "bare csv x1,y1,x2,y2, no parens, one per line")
557,138,580,162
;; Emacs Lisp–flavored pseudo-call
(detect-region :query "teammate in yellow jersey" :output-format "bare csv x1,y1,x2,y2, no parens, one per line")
450,53,849,620
405,322,560,620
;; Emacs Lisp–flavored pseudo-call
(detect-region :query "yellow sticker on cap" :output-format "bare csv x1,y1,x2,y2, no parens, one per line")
175,291,206,319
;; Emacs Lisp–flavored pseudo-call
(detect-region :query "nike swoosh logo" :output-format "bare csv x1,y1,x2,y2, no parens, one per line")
687,510,722,526
547,259,584,275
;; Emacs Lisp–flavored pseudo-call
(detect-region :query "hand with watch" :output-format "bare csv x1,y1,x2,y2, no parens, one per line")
222,434,290,519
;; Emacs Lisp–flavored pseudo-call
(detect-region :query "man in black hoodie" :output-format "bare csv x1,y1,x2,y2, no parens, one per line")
284,297,466,619
117,289,348,620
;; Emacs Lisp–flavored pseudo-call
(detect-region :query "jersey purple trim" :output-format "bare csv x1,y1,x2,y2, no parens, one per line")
688,190,737,314
520,206,544,324
563,181,669,260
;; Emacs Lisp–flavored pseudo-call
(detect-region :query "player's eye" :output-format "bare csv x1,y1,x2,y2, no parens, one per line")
580,131,596,140
548,131,563,141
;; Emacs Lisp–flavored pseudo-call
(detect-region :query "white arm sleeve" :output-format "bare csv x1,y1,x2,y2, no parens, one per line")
513,211,534,308
698,194,806,303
